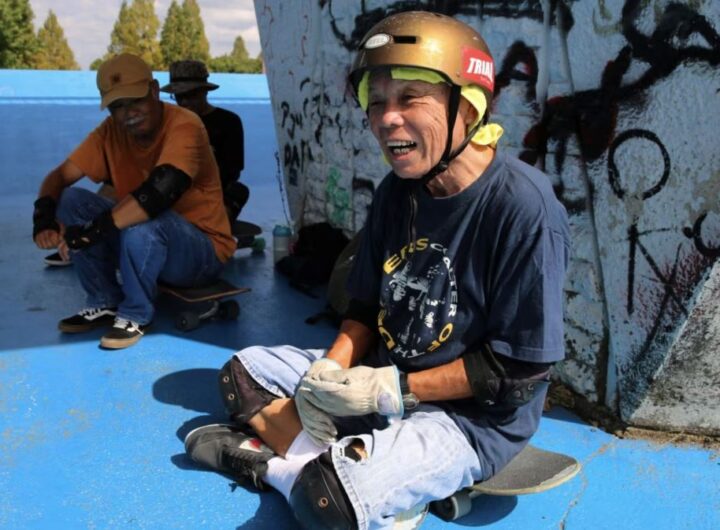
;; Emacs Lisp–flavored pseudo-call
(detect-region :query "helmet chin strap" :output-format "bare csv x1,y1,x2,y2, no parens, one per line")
407,85,484,255
420,85,483,187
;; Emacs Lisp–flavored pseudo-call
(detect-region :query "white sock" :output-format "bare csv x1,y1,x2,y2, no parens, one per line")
264,431,329,500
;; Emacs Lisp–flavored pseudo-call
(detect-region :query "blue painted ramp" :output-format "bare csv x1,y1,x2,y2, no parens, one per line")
1,92,718,528
2,185,718,529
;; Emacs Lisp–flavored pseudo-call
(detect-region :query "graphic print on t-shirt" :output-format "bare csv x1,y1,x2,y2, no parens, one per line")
378,237,458,360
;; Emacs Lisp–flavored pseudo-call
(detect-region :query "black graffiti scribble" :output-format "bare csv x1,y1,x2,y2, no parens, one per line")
624,243,682,372
519,1,720,173
606,129,679,316
608,129,670,201
326,0,574,52
683,213,720,259
494,40,538,102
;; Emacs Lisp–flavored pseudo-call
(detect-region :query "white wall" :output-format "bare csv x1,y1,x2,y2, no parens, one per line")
255,0,720,433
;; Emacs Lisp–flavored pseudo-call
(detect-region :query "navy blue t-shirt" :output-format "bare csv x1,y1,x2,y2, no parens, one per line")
347,152,571,479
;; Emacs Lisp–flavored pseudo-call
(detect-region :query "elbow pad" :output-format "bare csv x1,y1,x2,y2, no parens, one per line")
462,344,550,409
131,164,192,218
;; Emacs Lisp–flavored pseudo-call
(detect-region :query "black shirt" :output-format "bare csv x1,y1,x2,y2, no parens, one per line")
201,107,244,188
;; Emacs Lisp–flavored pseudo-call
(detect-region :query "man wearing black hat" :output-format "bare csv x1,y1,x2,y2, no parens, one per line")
161,60,248,221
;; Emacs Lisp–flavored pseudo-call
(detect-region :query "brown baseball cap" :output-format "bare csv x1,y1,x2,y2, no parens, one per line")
96,53,153,110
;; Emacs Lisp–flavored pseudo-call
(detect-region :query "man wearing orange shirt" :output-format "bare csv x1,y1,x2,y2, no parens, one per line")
32,53,235,349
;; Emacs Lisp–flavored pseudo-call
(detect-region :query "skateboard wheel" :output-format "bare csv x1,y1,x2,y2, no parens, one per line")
429,490,472,521
177,311,200,331
251,237,266,253
218,300,240,320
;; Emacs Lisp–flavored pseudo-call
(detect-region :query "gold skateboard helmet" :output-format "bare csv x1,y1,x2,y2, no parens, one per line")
349,11,495,109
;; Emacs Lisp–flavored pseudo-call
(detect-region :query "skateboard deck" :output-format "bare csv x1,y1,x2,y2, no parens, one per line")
159,279,249,302
430,445,580,521
474,444,580,495
159,279,250,331
232,220,265,251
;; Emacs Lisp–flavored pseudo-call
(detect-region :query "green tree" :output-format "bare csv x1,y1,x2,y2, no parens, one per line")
34,10,79,70
160,0,209,66
105,0,163,69
183,0,209,61
230,35,249,62
0,0,39,68
209,36,261,73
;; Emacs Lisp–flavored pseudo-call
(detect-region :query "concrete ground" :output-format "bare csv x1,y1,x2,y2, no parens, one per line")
1,181,719,529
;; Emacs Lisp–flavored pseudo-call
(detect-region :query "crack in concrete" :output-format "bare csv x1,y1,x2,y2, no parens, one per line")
559,440,618,528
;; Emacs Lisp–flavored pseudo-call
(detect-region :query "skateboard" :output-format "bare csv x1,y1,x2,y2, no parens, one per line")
232,220,265,252
158,279,250,331
430,445,581,521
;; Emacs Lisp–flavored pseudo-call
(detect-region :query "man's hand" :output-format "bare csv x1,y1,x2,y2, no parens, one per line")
57,239,70,261
64,210,118,250
300,365,403,417
295,358,342,445
34,228,63,249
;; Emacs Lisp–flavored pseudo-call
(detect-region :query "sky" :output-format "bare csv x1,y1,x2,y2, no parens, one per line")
29,0,261,69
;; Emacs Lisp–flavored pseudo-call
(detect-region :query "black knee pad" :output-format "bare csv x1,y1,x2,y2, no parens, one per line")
224,181,250,220
218,357,277,423
289,451,357,530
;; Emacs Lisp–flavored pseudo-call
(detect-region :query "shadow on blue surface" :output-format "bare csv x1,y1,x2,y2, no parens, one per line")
1,100,719,526
451,495,518,526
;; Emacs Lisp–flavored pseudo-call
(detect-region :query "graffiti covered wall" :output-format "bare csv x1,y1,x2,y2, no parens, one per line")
255,0,720,433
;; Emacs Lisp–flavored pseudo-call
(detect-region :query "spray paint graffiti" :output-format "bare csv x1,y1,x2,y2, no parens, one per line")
257,0,720,425
326,0,577,53
683,213,720,259
326,167,351,227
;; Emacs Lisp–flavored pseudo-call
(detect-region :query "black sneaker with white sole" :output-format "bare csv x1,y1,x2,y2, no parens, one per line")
58,307,117,333
99,317,148,349
44,252,72,267
185,423,275,490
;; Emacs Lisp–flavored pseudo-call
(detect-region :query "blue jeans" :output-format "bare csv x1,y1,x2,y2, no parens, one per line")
56,187,223,324
235,345,483,530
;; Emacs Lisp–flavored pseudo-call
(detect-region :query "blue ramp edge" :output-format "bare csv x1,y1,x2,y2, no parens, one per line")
1,72,719,528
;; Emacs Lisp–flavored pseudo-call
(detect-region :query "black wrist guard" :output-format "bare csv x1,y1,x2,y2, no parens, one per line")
462,344,550,409
32,196,59,240
64,209,118,250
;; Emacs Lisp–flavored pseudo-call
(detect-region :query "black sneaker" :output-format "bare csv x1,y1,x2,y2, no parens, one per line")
99,317,147,349
44,252,72,267
185,423,274,490
58,307,117,333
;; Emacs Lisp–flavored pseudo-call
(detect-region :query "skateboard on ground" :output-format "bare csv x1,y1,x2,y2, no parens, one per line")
430,445,581,521
232,220,265,252
158,279,250,331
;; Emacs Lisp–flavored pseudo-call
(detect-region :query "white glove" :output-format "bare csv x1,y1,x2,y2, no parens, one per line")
295,358,341,445
300,365,403,417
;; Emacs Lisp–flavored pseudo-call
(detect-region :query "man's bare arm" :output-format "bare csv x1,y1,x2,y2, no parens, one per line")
406,358,473,402
325,319,378,368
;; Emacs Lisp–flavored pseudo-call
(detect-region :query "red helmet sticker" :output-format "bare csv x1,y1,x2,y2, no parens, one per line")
461,47,494,92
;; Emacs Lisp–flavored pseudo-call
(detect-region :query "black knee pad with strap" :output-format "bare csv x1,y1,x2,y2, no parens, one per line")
224,181,250,219
218,357,277,423
289,451,358,530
